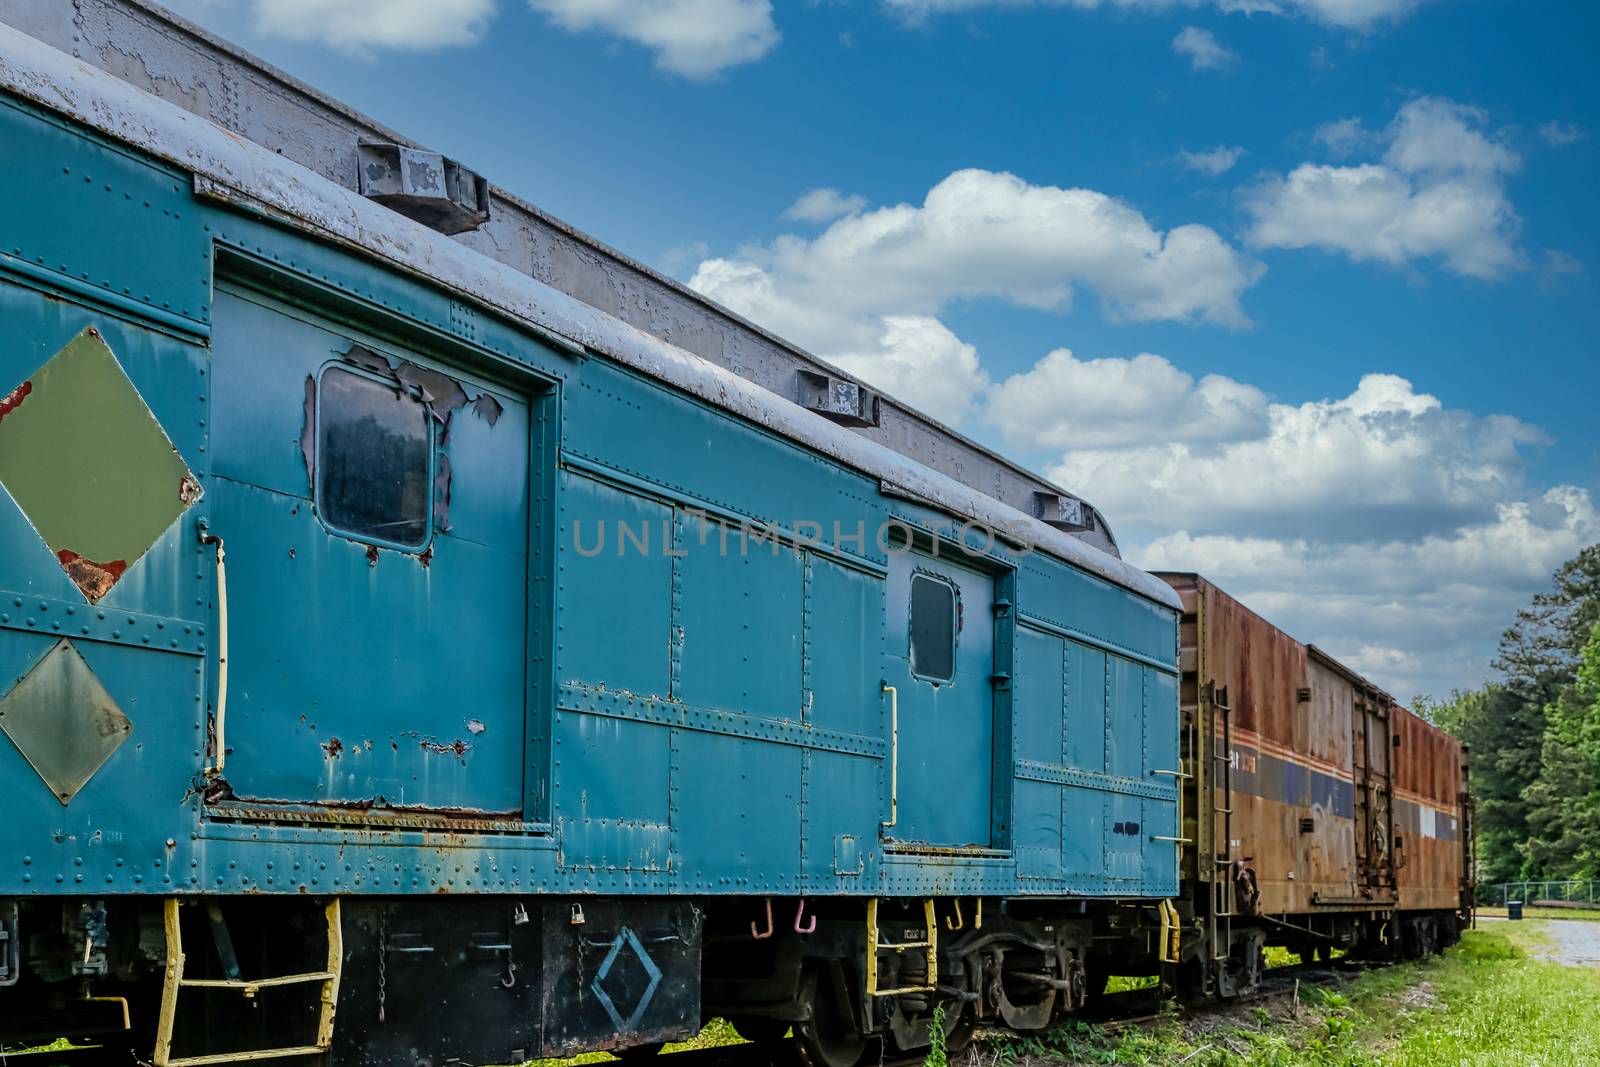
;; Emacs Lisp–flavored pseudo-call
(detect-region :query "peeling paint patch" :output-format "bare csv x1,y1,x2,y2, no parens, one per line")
471,393,503,426
466,719,486,735
0,380,31,423
55,550,128,604
303,342,504,540
322,736,344,759
432,450,452,534
299,374,317,488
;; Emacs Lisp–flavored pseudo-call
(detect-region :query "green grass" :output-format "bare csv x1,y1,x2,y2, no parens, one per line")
979,922,1600,1067
514,1018,748,1067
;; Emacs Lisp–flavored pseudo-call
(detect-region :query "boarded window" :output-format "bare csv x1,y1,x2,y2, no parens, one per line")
317,365,432,549
910,573,956,682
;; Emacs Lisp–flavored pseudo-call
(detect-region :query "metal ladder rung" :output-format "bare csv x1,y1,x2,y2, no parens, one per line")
179,972,336,991
153,898,343,1067
866,899,938,997
165,1047,328,1067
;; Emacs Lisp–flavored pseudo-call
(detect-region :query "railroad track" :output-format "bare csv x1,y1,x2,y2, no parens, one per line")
644,959,1373,1067
1,961,1373,1067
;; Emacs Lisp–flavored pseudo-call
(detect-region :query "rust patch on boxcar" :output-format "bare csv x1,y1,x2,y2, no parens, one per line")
55,549,128,603
322,736,344,759
418,736,471,758
0,380,31,424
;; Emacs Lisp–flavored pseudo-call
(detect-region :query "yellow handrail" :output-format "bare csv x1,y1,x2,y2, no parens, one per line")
881,685,898,830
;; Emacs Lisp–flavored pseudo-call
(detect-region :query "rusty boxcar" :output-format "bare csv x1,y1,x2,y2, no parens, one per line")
1150,573,1473,997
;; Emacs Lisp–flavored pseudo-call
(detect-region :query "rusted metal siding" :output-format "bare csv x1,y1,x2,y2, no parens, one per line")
1156,573,1405,916
1393,705,1469,912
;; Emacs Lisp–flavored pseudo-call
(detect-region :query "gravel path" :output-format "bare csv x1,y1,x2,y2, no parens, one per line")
1482,915,1600,967
1533,919,1600,967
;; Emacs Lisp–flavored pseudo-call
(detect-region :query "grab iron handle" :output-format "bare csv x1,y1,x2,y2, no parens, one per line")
881,684,898,830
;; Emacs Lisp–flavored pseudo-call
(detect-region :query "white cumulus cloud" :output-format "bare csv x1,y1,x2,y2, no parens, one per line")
692,168,1261,344
830,317,990,425
992,349,1587,697
1539,121,1586,147
688,169,1262,426
784,188,868,223
1177,145,1247,175
1172,26,1238,70
529,0,779,78
986,349,1268,450
1246,96,1524,279
1051,370,1546,542
1313,117,1374,157
1133,487,1597,697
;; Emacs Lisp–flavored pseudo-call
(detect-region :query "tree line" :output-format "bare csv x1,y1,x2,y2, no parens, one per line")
1414,544,1600,889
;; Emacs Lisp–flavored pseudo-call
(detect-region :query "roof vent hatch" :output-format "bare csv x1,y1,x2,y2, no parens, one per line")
357,144,489,235
795,370,878,427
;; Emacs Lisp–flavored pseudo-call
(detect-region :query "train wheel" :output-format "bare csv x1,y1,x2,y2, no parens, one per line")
793,970,866,1067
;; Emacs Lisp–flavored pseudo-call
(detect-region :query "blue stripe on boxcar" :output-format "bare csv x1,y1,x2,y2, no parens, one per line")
1228,747,1356,819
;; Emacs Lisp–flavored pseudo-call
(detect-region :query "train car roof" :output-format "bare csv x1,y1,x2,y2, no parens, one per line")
1155,572,1397,699
0,20,1183,613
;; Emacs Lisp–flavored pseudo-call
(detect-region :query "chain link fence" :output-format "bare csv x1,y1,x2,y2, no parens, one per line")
1482,880,1600,907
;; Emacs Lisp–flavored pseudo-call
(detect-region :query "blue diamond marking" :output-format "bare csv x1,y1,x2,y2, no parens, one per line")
590,926,663,1033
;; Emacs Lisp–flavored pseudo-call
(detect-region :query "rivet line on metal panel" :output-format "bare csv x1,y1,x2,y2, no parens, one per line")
0,591,205,655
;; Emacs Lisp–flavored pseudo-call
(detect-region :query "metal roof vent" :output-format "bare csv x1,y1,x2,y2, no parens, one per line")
796,369,878,427
1032,491,1090,532
357,144,490,235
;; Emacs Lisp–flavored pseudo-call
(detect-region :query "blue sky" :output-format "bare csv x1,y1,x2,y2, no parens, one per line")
165,0,1597,700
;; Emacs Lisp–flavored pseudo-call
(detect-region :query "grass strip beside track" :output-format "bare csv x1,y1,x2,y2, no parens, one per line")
978,921,1600,1066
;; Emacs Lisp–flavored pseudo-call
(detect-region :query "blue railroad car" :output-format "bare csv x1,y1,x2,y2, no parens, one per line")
0,11,1184,1065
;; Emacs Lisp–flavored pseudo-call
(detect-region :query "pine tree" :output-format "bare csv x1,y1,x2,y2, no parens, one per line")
1522,622,1600,880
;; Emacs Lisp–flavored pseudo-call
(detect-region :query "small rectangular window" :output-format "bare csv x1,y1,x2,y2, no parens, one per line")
317,364,432,549
910,573,956,682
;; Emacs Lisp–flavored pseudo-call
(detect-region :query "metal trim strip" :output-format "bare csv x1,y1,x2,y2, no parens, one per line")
558,683,886,759
0,251,210,338
1015,611,1179,675
0,588,206,656
1013,759,1180,801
